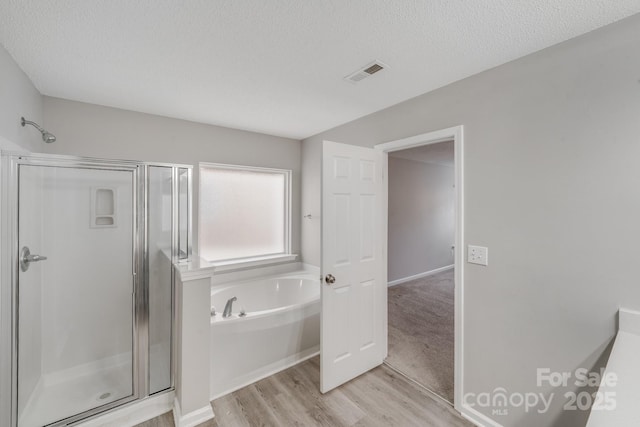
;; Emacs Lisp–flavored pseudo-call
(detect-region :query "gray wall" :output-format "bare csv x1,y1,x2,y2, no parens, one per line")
0,44,43,151
0,41,43,425
302,14,640,427
0,43,44,426
42,97,302,257
388,156,454,283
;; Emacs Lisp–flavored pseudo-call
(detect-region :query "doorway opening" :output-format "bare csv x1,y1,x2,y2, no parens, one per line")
375,126,464,411
385,140,455,402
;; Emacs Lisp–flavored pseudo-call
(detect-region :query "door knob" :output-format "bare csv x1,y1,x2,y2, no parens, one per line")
325,274,336,284
20,246,48,272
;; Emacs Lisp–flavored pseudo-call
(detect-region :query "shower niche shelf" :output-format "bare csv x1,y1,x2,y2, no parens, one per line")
91,187,118,228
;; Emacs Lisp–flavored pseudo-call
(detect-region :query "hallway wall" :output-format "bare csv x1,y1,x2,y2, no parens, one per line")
388,156,454,283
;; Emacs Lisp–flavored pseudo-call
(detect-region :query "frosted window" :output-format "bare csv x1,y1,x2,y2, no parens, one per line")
200,165,290,261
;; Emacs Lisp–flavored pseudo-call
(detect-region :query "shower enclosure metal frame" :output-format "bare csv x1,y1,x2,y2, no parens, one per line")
0,152,192,427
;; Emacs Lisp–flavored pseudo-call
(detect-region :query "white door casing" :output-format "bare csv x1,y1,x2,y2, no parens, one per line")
375,125,464,412
320,140,386,393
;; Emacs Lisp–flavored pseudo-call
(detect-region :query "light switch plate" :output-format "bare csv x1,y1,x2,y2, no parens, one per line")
468,245,488,266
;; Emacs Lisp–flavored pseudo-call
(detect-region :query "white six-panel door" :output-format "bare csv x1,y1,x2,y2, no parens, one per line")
320,140,386,393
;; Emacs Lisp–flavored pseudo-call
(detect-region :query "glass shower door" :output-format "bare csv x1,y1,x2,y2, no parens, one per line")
16,163,137,427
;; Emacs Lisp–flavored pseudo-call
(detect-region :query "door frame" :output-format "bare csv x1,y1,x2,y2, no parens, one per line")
375,125,464,412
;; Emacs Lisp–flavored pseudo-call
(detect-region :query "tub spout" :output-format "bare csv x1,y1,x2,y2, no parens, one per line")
222,296,237,318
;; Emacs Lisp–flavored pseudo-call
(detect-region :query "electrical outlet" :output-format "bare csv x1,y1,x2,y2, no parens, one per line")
468,245,488,266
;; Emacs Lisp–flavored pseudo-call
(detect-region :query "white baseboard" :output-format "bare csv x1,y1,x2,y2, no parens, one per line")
173,398,215,427
388,264,454,287
460,404,504,427
76,391,174,427
210,346,320,400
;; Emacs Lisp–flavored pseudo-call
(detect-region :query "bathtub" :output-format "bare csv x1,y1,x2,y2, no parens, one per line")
209,271,320,399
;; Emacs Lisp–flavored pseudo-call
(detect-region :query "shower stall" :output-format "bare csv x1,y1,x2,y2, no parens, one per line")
0,152,192,427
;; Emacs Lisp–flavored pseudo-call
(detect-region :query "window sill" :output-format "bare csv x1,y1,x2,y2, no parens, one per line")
210,254,298,273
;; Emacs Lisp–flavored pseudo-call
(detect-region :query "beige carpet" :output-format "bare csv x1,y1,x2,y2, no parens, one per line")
386,269,455,403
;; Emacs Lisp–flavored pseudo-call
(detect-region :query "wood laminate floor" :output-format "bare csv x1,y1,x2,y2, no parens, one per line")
136,356,472,427
386,269,455,403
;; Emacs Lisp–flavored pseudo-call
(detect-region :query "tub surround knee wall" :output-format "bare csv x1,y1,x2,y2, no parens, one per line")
173,262,216,427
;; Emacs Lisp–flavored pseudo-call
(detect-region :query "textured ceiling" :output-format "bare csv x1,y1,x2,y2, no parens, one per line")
390,140,454,167
1,1,639,140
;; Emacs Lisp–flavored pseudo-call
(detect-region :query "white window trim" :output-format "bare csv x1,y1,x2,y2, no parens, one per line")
198,162,293,266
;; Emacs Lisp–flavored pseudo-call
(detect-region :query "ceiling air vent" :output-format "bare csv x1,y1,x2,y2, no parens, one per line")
345,60,389,83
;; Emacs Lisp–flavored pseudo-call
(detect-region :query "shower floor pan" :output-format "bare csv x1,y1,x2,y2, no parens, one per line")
18,357,132,427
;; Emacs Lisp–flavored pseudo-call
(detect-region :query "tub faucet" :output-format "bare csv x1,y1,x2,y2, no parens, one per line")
222,296,237,318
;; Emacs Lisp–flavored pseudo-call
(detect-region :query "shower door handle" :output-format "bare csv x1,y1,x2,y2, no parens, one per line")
20,246,48,272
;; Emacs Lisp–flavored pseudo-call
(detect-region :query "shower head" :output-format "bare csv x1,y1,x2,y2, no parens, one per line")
42,131,56,143
21,117,56,143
